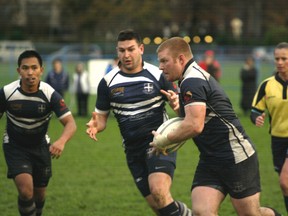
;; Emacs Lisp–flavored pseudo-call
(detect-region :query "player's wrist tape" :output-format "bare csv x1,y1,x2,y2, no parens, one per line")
154,134,171,148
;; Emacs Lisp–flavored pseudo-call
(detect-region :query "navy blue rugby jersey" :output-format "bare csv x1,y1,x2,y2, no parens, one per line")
96,62,176,150
179,59,255,164
0,80,71,146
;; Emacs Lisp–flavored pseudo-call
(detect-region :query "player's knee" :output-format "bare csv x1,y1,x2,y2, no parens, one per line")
192,205,218,216
18,188,34,200
150,185,165,202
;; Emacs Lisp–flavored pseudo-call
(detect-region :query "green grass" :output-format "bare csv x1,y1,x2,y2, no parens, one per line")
0,60,285,215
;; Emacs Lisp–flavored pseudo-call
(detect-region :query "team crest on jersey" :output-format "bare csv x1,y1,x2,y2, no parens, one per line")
59,99,67,111
10,103,22,111
143,83,154,94
183,91,193,103
38,104,46,113
111,87,125,97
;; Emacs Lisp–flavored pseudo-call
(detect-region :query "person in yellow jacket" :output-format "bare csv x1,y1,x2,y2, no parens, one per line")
251,42,288,214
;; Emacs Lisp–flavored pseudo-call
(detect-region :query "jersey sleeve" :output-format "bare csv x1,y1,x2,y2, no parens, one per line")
95,78,110,114
0,88,6,118
250,80,267,124
251,80,268,112
181,77,207,106
50,91,71,119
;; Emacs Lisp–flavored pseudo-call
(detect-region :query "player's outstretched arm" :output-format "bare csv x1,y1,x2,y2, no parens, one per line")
50,114,77,159
160,89,180,115
86,111,108,141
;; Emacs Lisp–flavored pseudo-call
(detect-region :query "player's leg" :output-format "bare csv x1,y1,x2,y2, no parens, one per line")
279,158,288,213
191,160,226,216
227,153,282,216
147,151,192,216
3,141,36,216
148,172,173,207
271,137,288,213
32,143,52,216
14,173,37,216
191,186,225,216
125,149,160,214
231,192,281,216
33,187,46,216
145,194,160,215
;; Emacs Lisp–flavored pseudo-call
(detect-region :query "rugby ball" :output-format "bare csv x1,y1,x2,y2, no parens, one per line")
155,117,186,153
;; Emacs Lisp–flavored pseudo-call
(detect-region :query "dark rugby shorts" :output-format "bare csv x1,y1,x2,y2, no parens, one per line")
3,141,52,187
191,153,261,199
271,136,288,173
125,147,177,197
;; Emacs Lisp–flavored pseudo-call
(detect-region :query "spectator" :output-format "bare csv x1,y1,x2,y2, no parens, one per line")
45,58,69,97
72,62,90,117
198,50,222,81
240,56,258,115
105,56,119,74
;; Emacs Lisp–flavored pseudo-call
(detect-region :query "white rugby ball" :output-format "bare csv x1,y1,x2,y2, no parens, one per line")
155,117,186,153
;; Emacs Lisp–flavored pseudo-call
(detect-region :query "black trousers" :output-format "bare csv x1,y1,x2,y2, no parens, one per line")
76,93,89,116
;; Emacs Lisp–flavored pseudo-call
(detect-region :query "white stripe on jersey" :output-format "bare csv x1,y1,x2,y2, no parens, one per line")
109,74,155,87
205,110,255,164
181,62,210,82
8,91,47,103
113,100,164,116
6,111,52,129
104,61,162,86
111,96,162,109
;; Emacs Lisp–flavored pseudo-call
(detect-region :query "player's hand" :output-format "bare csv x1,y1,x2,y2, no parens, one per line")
149,131,170,155
161,89,179,111
86,112,99,141
49,141,65,159
255,113,265,127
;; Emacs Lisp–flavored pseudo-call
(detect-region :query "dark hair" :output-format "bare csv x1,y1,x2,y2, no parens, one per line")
117,29,142,44
18,50,43,67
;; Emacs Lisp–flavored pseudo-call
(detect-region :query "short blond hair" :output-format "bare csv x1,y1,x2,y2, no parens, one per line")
156,37,193,59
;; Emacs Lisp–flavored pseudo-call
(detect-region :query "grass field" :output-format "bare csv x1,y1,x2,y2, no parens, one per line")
0,59,285,215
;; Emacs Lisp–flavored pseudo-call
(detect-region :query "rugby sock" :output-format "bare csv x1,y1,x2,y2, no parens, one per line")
159,201,181,216
175,201,193,216
284,196,288,213
35,200,45,216
18,197,36,216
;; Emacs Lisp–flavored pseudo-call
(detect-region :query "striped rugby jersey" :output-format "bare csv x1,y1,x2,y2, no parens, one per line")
95,62,176,150
0,80,71,146
179,59,255,164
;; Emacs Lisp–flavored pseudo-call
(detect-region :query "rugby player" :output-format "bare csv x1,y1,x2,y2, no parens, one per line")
151,37,281,216
86,29,191,216
0,50,76,216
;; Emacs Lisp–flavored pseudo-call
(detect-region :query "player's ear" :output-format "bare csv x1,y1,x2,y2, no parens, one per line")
139,43,144,55
40,66,44,76
178,54,185,65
